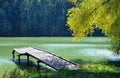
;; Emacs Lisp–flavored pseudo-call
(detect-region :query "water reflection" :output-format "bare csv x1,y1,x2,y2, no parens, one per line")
40,44,111,48
39,44,120,59
0,58,14,66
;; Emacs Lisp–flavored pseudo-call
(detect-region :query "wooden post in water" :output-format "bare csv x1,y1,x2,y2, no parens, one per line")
37,61,40,70
12,50,15,60
27,54,29,67
18,55,21,64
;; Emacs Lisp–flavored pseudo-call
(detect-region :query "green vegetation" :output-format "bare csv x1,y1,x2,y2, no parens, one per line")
0,37,120,78
67,0,120,54
3,64,120,78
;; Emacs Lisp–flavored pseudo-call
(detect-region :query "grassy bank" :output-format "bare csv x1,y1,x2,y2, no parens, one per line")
3,64,120,78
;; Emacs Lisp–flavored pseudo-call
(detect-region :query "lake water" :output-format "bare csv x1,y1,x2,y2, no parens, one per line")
0,37,120,75
39,43,120,59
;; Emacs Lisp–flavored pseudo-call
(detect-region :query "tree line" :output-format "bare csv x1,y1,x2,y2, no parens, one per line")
0,0,73,37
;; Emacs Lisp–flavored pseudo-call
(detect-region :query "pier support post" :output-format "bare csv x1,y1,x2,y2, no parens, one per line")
37,61,41,70
18,55,21,64
27,54,29,67
12,50,15,60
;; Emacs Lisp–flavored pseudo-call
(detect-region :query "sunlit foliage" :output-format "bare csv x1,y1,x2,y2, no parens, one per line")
67,0,120,54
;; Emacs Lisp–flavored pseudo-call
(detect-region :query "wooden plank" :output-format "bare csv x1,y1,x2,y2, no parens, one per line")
28,53,79,70
33,47,78,65
13,47,79,70
13,47,31,54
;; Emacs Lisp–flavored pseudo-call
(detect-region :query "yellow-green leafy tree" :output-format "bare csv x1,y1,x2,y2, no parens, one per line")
67,0,120,54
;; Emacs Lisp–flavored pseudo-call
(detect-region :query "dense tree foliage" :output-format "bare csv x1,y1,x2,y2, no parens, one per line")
0,0,73,36
0,0,105,37
67,0,120,54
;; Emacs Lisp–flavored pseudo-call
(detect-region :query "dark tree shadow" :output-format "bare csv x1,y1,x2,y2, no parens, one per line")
71,58,120,66
106,59,120,67
71,59,97,64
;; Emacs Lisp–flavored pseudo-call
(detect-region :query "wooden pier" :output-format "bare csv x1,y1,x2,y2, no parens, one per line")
12,47,79,70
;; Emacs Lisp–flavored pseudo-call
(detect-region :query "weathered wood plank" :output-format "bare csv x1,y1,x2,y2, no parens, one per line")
13,47,79,70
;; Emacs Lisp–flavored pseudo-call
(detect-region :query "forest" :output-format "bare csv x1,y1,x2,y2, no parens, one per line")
0,0,104,37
